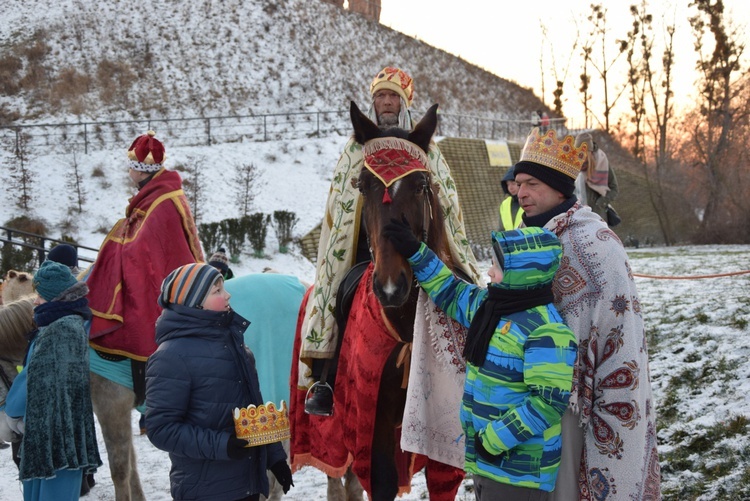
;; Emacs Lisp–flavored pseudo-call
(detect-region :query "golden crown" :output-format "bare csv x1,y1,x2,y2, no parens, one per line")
232,401,290,447
519,127,589,179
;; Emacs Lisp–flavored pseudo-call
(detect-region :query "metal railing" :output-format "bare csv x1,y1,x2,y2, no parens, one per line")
0,110,572,157
0,225,99,271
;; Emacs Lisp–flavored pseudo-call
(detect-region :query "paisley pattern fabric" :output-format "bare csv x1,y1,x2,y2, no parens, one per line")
545,203,661,500
299,136,481,368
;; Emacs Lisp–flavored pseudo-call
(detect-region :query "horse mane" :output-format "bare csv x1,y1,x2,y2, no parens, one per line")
0,296,35,361
424,177,451,268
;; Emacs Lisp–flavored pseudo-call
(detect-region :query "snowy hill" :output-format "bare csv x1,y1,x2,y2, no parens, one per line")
0,0,545,124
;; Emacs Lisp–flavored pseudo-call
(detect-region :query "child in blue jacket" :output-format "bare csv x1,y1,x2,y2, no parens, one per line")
384,222,577,500
145,263,293,501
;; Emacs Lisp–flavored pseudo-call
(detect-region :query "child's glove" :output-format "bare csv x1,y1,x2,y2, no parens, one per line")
270,460,294,493
226,434,252,460
474,432,501,463
383,217,421,257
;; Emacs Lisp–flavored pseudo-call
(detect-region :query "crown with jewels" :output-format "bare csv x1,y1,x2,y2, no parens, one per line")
519,127,589,179
232,401,290,447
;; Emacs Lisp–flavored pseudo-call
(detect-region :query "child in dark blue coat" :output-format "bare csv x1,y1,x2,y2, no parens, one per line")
145,263,293,501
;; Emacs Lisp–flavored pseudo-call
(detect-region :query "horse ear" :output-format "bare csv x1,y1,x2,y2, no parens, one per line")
350,101,381,145
408,104,439,153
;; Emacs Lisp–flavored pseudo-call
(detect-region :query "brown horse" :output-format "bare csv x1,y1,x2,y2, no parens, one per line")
290,102,464,501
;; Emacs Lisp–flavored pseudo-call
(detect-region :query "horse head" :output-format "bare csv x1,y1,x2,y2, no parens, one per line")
350,101,446,308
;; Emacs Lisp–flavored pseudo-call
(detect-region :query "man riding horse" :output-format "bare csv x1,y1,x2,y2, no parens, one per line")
301,66,482,416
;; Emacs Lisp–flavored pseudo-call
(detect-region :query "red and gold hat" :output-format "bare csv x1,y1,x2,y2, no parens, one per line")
127,130,166,172
370,67,414,108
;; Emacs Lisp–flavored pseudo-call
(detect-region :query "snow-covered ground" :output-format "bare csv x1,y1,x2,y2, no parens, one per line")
1,134,748,499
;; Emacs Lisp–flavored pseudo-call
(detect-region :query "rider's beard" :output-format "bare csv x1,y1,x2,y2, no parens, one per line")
377,112,399,129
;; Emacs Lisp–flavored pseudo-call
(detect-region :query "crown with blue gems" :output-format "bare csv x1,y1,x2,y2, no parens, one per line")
519,127,589,179
232,401,290,446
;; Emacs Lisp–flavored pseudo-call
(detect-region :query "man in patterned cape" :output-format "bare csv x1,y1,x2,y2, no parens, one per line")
513,128,660,500
87,131,204,364
299,67,481,402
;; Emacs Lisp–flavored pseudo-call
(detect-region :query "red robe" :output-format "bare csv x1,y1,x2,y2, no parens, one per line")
87,169,203,360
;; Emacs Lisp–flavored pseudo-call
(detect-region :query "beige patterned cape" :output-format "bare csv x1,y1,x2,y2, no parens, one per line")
299,136,481,377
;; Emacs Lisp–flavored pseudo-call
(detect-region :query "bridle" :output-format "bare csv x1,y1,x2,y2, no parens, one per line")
358,170,434,264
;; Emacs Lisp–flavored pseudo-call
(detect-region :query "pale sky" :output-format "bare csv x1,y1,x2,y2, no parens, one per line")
380,0,749,125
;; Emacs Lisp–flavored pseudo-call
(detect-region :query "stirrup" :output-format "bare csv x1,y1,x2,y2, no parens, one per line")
304,381,334,417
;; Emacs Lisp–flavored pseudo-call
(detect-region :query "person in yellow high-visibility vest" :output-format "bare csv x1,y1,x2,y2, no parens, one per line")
498,167,524,230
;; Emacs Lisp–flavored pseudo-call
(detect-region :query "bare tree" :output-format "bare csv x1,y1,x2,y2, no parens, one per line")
687,0,747,241
181,156,207,225
617,1,677,244
541,20,580,117
584,4,629,131
67,150,86,213
4,130,34,211
233,162,263,218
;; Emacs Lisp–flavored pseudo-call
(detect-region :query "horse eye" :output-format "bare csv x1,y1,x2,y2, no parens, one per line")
416,183,427,195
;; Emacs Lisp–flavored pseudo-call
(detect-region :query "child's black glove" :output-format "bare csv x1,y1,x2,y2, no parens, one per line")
383,217,421,257
474,432,501,463
226,434,252,460
270,460,294,493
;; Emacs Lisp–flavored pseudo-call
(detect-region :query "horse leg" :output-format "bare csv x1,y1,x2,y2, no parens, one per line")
343,466,364,501
369,349,407,501
327,475,346,501
90,373,145,501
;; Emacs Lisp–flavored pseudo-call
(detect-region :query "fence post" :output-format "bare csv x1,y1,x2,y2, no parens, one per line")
476,118,480,138
206,118,211,146
316,112,320,137
15,127,20,156
84,123,88,155
263,115,267,141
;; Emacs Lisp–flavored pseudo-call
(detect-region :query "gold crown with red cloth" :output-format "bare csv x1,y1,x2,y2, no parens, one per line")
363,137,429,203
232,401,290,446
519,127,589,179
127,130,166,172
370,67,414,108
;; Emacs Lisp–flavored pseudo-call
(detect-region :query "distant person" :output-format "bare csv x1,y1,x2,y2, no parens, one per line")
47,243,80,276
384,222,577,499
514,127,660,499
4,260,102,500
540,111,550,132
146,263,293,500
531,110,542,128
498,168,523,231
575,137,619,223
301,66,481,416
208,247,235,280
86,130,203,406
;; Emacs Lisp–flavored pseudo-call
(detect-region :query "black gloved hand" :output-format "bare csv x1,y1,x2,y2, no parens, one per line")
474,432,501,463
382,217,421,257
270,459,294,494
226,434,252,460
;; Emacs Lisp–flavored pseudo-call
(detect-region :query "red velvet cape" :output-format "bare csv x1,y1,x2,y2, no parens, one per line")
87,169,203,360
291,266,418,496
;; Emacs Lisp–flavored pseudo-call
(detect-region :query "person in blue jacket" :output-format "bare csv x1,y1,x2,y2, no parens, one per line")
384,222,577,500
145,263,293,501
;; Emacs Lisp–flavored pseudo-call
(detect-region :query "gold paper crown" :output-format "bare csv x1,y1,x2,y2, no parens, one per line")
233,401,291,446
519,127,588,179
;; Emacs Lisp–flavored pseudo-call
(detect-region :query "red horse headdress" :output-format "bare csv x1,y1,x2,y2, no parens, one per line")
363,137,429,204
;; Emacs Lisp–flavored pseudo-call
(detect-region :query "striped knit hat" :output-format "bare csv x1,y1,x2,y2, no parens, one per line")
490,227,561,291
159,263,222,309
